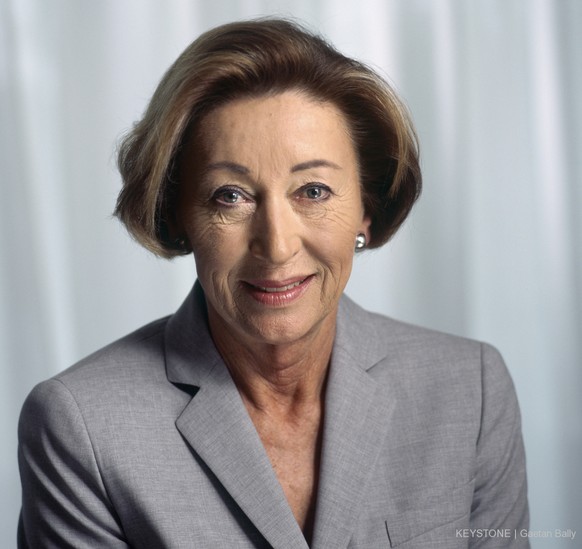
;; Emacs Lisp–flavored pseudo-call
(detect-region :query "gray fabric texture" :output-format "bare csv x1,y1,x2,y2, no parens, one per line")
18,283,529,548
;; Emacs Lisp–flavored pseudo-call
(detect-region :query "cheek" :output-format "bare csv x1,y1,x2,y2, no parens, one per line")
185,203,239,249
186,217,245,276
308,201,362,244
308,203,362,275
307,215,357,269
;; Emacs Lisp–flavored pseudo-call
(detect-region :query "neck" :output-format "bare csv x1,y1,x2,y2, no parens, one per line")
207,309,335,415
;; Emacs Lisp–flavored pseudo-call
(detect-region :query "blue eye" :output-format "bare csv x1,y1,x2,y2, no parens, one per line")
213,187,247,206
306,187,322,199
220,190,241,203
301,184,331,200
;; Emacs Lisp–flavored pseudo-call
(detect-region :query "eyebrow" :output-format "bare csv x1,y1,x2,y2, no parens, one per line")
290,159,342,173
205,161,250,175
205,159,342,176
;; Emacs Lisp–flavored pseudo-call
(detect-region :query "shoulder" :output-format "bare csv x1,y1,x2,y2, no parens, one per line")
20,315,176,431
57,315,169,387
340,293,495,367
339,294,516,411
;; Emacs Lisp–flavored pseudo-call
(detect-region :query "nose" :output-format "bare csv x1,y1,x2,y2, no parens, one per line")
249,197,301,264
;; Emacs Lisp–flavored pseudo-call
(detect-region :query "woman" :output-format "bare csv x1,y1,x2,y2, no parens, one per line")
18,19,529,548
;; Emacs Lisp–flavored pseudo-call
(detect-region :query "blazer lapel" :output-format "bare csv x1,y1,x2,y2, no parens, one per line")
311,297,396,549
165,285,397,549
165,284,309,549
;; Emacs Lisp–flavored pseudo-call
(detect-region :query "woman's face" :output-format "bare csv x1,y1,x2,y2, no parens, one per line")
179,91,370,348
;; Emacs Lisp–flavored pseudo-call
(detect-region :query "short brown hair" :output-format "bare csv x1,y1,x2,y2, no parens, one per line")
115,18,421,258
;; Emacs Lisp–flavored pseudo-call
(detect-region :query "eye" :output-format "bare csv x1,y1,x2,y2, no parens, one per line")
212,186,250,206
299,184,332,201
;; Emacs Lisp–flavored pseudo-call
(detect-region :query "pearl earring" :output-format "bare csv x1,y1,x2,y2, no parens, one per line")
355,233,366,252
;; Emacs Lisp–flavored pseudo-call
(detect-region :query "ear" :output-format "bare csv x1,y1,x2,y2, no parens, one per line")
162,204,182,240
359,214,372,243
163,204,192,253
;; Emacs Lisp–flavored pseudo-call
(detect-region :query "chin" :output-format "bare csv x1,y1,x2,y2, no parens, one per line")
239,306,336,348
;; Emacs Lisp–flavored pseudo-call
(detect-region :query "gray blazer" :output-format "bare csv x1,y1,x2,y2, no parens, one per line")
18,283,529,548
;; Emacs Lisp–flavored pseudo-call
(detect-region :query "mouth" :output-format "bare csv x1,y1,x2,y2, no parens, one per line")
242,275,314,305
249,278,308,293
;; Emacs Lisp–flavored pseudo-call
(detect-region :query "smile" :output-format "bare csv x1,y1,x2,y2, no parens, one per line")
243,276,313,306
253,280,305,293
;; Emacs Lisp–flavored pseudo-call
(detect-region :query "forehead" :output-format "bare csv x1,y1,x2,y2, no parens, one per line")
191,91,357,167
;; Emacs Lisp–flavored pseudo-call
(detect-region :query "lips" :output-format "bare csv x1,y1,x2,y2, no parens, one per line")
250,279,306,293
242,275,313,305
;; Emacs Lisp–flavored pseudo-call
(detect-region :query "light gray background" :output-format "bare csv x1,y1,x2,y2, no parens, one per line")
1,1,580,547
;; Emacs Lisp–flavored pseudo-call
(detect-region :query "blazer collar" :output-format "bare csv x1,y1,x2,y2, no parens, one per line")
165,283,395,549
312,296,396,548
165,283,308,548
